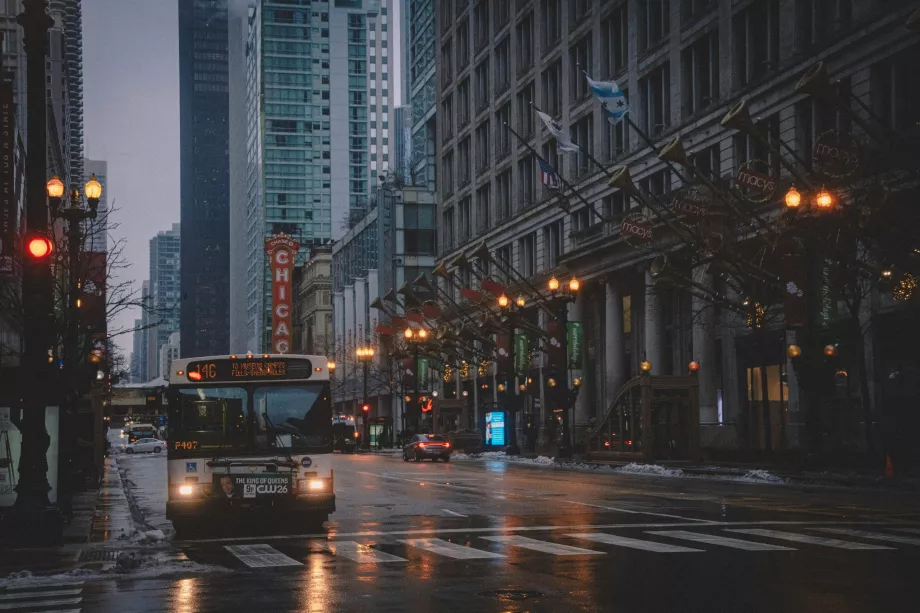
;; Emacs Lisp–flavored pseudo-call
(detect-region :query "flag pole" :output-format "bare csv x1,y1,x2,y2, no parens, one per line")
501,121,607,224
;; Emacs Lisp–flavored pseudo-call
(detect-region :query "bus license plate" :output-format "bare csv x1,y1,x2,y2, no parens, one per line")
213,474,292,500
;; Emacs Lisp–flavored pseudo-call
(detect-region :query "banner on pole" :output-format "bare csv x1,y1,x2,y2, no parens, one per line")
546,321,565,368
567,322,583,369
513,334,529,376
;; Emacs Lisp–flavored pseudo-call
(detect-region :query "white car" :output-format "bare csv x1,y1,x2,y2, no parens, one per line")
125,438,165,454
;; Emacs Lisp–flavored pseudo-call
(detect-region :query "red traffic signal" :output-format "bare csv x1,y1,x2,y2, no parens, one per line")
26,236,53,259
361,403,370,413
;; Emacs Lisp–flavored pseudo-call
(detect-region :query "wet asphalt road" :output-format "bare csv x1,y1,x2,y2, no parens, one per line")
5,452,920,612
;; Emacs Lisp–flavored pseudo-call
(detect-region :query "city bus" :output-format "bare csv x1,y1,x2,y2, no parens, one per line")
165,354,335,535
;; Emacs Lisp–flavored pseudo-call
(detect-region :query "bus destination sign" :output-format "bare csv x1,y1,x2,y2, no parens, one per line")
185,358,313,383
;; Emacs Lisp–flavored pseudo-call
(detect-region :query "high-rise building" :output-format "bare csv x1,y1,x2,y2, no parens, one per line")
239,0,388,352
393,105,412,182
139,281,152,382
83,158,107,252
227,2,249,353
159,331,181,382
178,0,231,359
130,318,143,383
59,0,84,186
366,0,395,192
402,0,435,190
149,224,181,379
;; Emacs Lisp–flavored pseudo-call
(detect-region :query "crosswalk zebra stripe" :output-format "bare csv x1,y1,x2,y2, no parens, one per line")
726,529,893,550
0,597,82,610
481,535,605,556
323,541,406,563
400,538,505,560
225,544,303,568
646,530,795,551
815,528,920,546
892,528,920,535
1,582,85,592
0,589,83,601
566,533,702,553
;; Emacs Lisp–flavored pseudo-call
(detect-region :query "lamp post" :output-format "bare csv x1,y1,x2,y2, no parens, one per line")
356,345,375,447
403,326,429,433
545,273,581,458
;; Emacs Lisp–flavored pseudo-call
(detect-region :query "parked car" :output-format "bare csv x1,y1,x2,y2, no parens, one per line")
403,434,451,462
124,438,164,454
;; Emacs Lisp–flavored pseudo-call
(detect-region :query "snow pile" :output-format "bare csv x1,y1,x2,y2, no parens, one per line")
736,469,785,483
451,451,557,466
1,568,101,588
613,463,685,478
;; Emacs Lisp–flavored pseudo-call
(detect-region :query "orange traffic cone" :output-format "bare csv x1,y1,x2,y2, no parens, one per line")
885,455,894,478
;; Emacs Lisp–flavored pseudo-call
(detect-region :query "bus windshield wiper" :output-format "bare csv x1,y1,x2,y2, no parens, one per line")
263,412,296,469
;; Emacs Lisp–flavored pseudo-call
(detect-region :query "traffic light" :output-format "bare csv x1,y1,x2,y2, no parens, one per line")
361,403,370,413
26,235,53,260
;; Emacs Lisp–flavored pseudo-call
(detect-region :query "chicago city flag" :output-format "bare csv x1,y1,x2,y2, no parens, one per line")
585,73,630,124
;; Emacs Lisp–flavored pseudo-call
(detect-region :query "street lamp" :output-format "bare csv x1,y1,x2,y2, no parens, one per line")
515,295,526,308
815,186,834,210
568,276,580,292
548,276,560,293
784,185,802,209
497,294,510,308
356,345,375,440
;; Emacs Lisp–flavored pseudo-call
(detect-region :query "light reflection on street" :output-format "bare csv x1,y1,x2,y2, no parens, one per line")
298,552,331,613
172,577,197,613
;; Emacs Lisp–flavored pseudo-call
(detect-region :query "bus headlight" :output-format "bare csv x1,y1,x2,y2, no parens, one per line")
178,484,195,496
308,479,324,491
297,478,328,493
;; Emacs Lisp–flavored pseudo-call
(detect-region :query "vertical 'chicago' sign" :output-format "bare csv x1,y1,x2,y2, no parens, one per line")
265,234,300,354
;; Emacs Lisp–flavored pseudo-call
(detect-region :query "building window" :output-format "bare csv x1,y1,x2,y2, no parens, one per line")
495,0,511,29
441,94,454,140
443,208,455,249
542,220,564,270
796,0,853,51
571,114,594,178
441,0,453,33
570,207,592,233
456,0,468,17
519,232,536,278
734,114,780,177
603,190,627,218
495,103,512,158
569,34,592,102
517,154,536,207
568,0,590,29
476,184,491,232
495,36,511,94
639,168,671,198
692,145,721,181
458,196,472,242
456,19,469,68
541,0,561,49
680,0,716,25
475,59,490,112
497,169,512,220
457,78,471,126
872,44,920,137
441,39,453,87
601,5,628,77
516,81,535,138
641,62,671,136
541,60,562,117
474,0,490,51
458,137,471,186
681,31,719,118
734,0,779,89
516,11,534,75
639,0,670,51
442,149,454,196
603,99,630,160
475,121,490,171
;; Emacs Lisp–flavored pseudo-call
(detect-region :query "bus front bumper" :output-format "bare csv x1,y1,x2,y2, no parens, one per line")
167,493,336,520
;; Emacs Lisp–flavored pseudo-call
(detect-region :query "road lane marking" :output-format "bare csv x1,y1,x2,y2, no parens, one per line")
0,598,82,610
893,528,920,535
815,528,920,546
225,544,303,568
726,529,893,550
323,541,406,563
1,582,85,591
401,538,505,560
647,530,795,551
175,520,914,544
482,535,604,555
567,533,702,553
566,500,717,523
442,509,468,517
0,589,82,601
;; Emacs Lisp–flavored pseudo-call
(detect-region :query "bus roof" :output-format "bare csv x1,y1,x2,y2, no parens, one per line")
167,354,331,385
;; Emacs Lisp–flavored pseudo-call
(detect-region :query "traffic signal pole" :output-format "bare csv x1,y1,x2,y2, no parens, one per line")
10,0,61,542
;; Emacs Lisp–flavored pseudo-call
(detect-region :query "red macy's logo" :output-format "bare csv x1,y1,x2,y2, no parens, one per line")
621,217,653,242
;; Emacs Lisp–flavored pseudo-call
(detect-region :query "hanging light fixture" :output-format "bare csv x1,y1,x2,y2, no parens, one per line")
784,185,802,209
815,186,834,209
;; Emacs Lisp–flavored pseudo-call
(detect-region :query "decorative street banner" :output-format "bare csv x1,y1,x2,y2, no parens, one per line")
566,322,583,369
418,357,429,390
813,129,860,178
481,278,506,297
736,159,777,204
406,310,425,323
513,334,529,376
460,287,483,302
421,301,441,319
80,252,107,335
620,214,654,248
669,186,709,220
402,356,416,388
265,233,300,354
495,332,511,375
0,80,14,277
546,321,565,368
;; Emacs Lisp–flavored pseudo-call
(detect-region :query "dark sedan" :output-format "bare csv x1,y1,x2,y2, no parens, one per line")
403,434,451,462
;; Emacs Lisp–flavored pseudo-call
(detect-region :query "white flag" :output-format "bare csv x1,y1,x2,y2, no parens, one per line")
585,74,630,124
536,110,580,153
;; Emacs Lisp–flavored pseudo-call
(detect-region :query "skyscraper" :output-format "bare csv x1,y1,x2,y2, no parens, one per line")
239,0,386,352
149,224,181,379
366,0,395,191
178,0,231,358
402,0,435,190
83,158,107,252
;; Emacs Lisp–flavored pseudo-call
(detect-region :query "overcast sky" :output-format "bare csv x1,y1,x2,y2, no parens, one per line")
82,0,401,359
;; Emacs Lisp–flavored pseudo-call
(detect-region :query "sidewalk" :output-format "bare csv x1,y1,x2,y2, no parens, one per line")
62,456,135,544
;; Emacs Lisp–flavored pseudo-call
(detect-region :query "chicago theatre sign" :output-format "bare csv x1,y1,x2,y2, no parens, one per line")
265,233,300,354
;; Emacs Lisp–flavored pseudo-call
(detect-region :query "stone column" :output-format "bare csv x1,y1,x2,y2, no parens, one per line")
644,268,663,374
605,279,625,400
692,268,718,424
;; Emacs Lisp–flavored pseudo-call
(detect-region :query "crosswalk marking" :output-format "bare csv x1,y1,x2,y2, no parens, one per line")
225,544,303,568
400,538,505,560
726,529,893,550
481,535,605,556
893,528,920,535
0,589,83,601
646,530,795,551
0,597,83,610
567,533,702,553
815,528,920,546
323,541,406,563
1,582,85,592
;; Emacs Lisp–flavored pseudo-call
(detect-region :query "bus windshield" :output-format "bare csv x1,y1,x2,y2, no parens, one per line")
172,387,248,451
253,384,332,452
